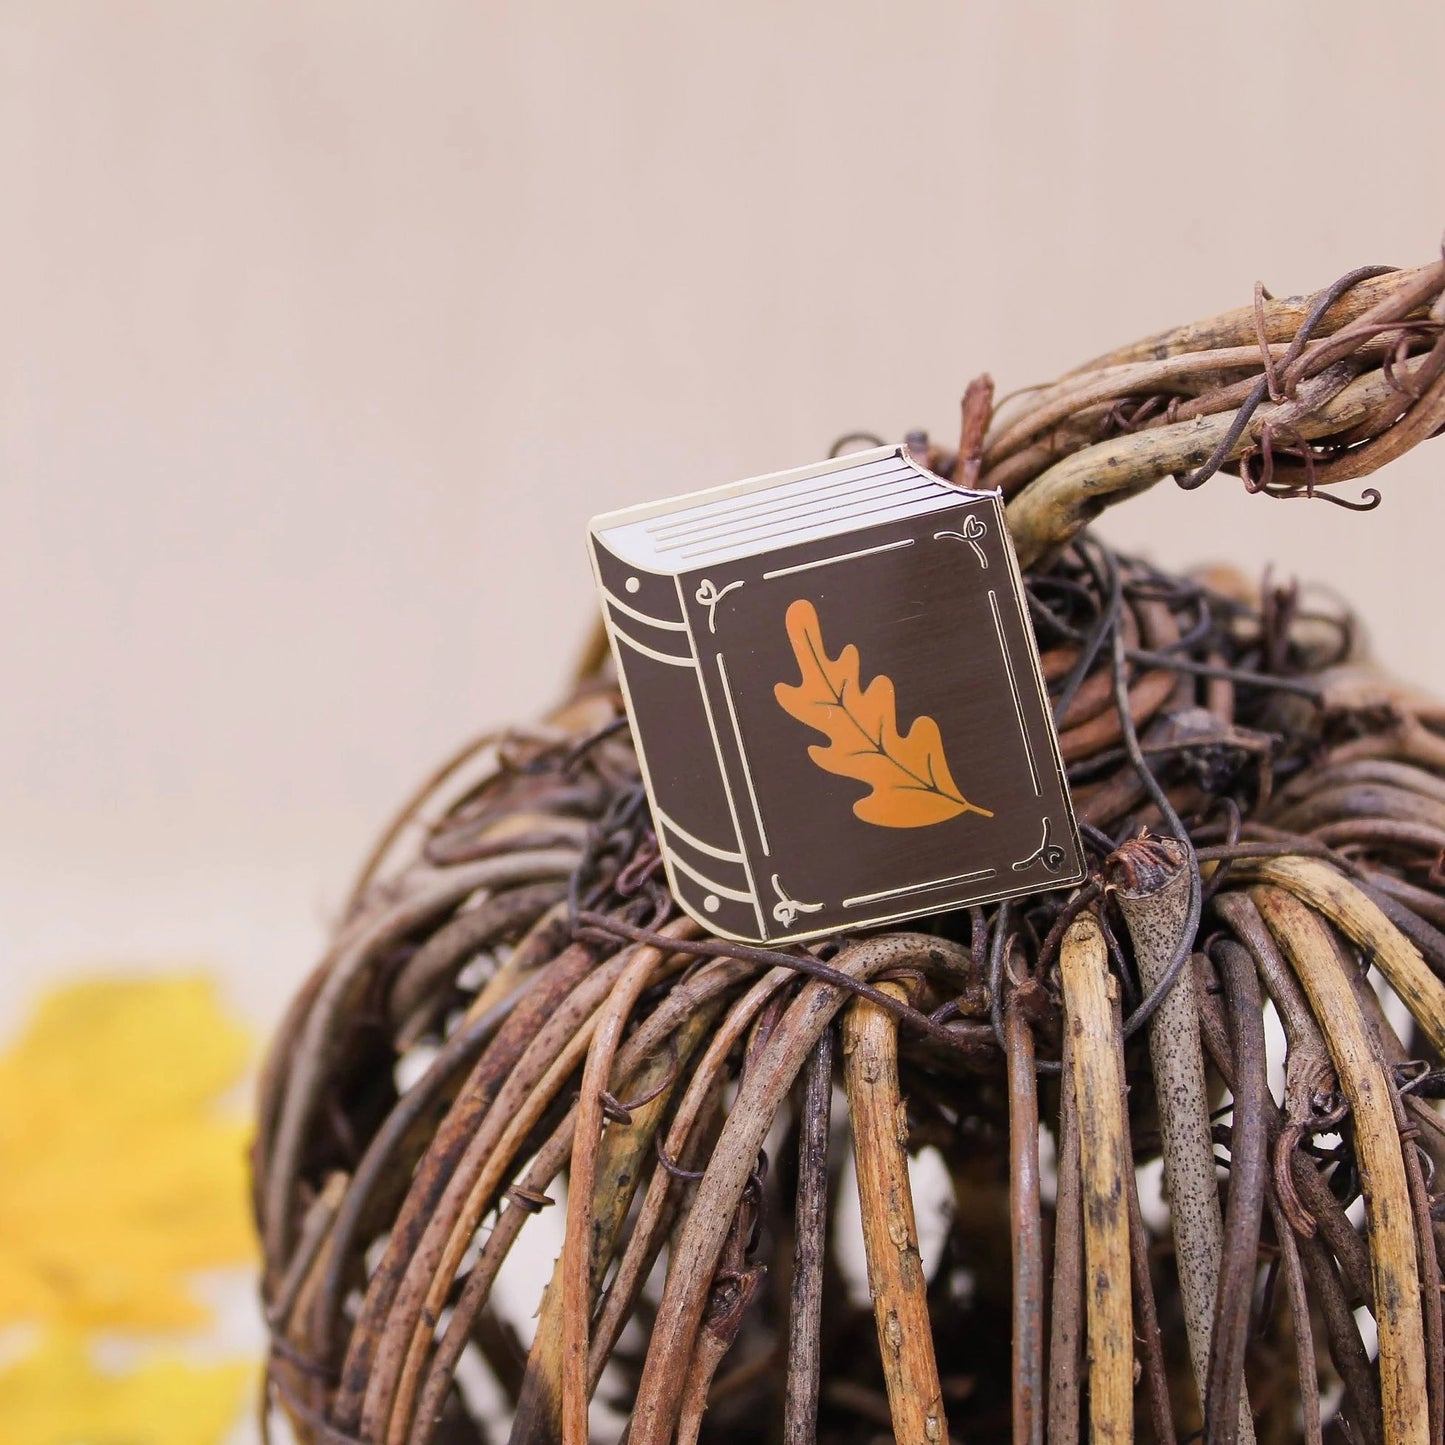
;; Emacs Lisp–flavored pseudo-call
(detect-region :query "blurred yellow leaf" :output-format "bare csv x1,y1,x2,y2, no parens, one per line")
0,975,254,1330
0,1329,251,1445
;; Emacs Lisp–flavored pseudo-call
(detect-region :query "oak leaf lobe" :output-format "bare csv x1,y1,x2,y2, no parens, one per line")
773,598,992,828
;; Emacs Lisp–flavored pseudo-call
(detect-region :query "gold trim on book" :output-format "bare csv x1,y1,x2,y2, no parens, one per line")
655,810,745,864
988,586,1041,797
666,848,756,904
843,867,997,909
599,586,688,631
714,650,771,859
611,625,695,668
760,536,916,580
672,577,766,937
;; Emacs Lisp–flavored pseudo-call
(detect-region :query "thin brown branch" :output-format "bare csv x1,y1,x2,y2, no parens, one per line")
1047,996,1085,1445
627,935,972,1445
1005,995,1045,1445
1253,884,1427,1445
843,979,948,1445
785,1028,834,1445
1205,942,1269,1445
1059,913,1133,1445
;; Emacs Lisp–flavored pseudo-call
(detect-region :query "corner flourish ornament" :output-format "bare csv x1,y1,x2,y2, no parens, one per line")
771,874,824,928
934,514,989,568
1012,817,1067,873
693,577,744,633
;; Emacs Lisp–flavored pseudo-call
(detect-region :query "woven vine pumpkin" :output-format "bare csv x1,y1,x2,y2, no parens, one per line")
254,250,1445,1445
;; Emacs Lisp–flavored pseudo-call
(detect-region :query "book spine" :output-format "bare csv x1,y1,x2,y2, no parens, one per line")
588,535,764,939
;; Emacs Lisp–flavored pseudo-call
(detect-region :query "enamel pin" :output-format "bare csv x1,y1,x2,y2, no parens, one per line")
587,445,1084,943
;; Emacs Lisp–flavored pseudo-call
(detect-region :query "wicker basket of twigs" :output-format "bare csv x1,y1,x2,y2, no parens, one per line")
255,247,1445,1445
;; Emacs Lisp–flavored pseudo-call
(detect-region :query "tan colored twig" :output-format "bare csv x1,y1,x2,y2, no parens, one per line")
1328,711,1445,774
785,1027,835,1445
1198,899,1377,1322
1047,995,1084,1445
843,980,948,1445
1113,1006,1177,1445
390,880,567,1040
263,846,583,1261
330,940,599,1426
361,926,696,1443
1273,780,1445,837
1387,1078,1445,1445
1058,913,1132,1445
405,956,757,1445
269,1170,351,1425
558,940,682,1445
1070,265,1435,372
675,992,778,1445
1234,854,1445,1055
984,343,1280,465
676,1258,763,1445
1253,884,1427,1445
267,1169,349,1339
1110,838,1254,1444
341,728,507,916
388,970,669,1443
510,1006,712,1445
589,971,791,1391
956,373,996,488
1299,1230,1383,1445
627,934,972,1445
1007,363,1402,568
1059,668,1176,761
1267,1193,1322,1445
1212,891,1335,1238
1005,996,1044,1445
1206,942,1269,1445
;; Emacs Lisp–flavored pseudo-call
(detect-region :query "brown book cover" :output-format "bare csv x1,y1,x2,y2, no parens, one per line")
588,445,1084,943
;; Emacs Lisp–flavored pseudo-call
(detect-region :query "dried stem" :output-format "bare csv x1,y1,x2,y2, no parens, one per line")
1253,884,1427,1445
1008,364,1399,567
587,969,792,1388
628,935,972,1445
511,1006,711,1445
1267,1194,1322,1445
1005,996,1044,1445
1211,891,1335,1238
1205,941,1268,1445
407,955,757,1445
1059,913,1132,1445
265,847,582,1261
992,258,1445,565
1235,854,1445,1055
785,1028,834,1445
1047,998,1085,1445
558,933,697,1445
1113,1007,1177,1445
1110,836,1254,1445
843,980,949,1445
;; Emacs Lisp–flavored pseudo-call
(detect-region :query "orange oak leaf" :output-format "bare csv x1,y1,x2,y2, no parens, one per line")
774,598,994,828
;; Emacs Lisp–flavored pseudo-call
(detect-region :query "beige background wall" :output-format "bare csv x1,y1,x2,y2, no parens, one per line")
4,1,1445,1027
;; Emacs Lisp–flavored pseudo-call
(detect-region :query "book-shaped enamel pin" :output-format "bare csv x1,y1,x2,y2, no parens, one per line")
587,445,1085,944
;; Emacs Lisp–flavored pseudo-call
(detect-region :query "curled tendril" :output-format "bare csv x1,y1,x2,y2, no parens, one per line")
1237,419,1385,513
1280,484,1383,512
